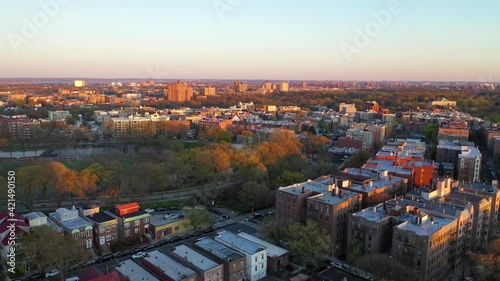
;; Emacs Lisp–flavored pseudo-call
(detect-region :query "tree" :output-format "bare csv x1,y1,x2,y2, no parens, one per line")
258,218,331,268
238,181,272,212
185,209,215,233
21,225,89,281
17,165,51,211
344,150,371,168
355,254,419,281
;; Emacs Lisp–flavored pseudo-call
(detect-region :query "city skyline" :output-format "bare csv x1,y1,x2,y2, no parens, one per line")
1,0,499,81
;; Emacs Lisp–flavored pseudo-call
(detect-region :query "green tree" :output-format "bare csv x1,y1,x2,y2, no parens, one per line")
258,219,331,268
21,225,89,281
344,150,371,168
17,165,50,211
185,209,215,233
238,181,272,212
424,124,439,144
355,254,419,281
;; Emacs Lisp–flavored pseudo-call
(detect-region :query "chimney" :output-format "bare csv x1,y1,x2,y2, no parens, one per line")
184,255,188,262
362,182,366,190
301,186,306,193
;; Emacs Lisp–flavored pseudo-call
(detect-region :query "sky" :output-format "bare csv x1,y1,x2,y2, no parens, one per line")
0,0,499,81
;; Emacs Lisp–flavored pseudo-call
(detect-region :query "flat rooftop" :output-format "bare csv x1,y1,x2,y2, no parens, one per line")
150,213,186,227
195,238,244,261
279,179,359,206
107,208,148,219
173,244,220,272
352,203,390,222
395,215,453,236
143,250,195,281
215,231,266,255
114,259,159,281
363,160,413,176
49,211,91,230
85,212,116,224
236,233,288,258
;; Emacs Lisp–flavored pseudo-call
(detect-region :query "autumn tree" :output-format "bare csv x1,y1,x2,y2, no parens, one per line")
17,165,50,211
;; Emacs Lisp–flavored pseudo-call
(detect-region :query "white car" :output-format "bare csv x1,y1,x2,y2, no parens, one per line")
45,269,61,277
66,277,80,281
132,251,146,259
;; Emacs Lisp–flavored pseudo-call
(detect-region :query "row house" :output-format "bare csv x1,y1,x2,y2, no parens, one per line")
172,244,224,281
79,205,118,248
49,207,93,249
105,202,150,243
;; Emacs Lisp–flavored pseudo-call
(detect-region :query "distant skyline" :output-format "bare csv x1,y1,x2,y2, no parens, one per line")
1,0,499,81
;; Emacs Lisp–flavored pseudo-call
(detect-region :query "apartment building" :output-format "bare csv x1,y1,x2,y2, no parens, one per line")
115,259,161,281
194,237,247,281
167,81,193,102
48,110,72,121
49,207,93,249
105,202,150,243
276,178,363,255
215,231,267,281
172,244,224,281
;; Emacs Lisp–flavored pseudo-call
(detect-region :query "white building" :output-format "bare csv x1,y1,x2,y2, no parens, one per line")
215,231,267,281
74,80,86,87
48,110,72,121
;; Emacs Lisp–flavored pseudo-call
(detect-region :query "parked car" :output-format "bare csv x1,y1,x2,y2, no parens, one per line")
143,244,156,251
267,210,276,215
83,259,96,267
115,249,130,258
45,269,61,277
132,251,146,259
156,239,170,247
181,233,193,239
26,273,43,280
155,207,166,212
221,214,231,219
101,254,114,262
169,207,180,210
169,236,182,243
130,248,142,254
95,257,103,264
331,262,342,268
253,212,263,218
65,277,80,281
193,230,203,236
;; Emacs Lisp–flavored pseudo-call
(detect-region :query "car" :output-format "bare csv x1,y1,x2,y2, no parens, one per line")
45,269,61,277
169,236,182,243
331,262,342,268
95,257,103,263
115,249,130,258
132,251,146,259
221,214,231,219
341,264,349,270
155,207,166,212
253,212,263,218
181,233,193,239
101,254,114,262
83,259,96,267
143,244,156,251
26,273,43,280
267,210,276,215
156,239,170,247
203,226,215,233
193,230,203,236
130,248,142,254
169,207,180,210
65,276,80,281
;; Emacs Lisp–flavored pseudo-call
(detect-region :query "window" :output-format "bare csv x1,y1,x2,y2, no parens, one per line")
134,220,140,227
106,235,111,241
112,234,117,240
233,264,236,270
240,261,244,268
124,222,130,229
125,230,130,237
255,257,257,262
144,217,149,224
86,230,92,237
208,273,212,280
261,264,264,269
261,254,264,260
175,226,180,231
255,266,257,272
99,227,105,234
80,232,85,238
135,228,139,234
111,224,117,231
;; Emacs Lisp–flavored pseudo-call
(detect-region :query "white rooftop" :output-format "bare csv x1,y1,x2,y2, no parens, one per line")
143,250,195,281
236,233,288,258
173,244,220,272
195,238,243,261
215,231,266,255
114,259,159,281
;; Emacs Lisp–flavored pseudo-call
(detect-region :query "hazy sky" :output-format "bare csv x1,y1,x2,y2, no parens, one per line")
1,0,499,81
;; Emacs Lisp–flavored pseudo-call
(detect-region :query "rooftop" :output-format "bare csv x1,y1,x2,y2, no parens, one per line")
236,233,289,258
114,259,159,281
395,214,454,236
107,208,148,219
279,179,359,206
215,231,266,255
172,244,220,272
195,237,244,261
49,209,92,230
149,213,186,227
352,203,390,222
143,250,195,281
84,212,116,224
